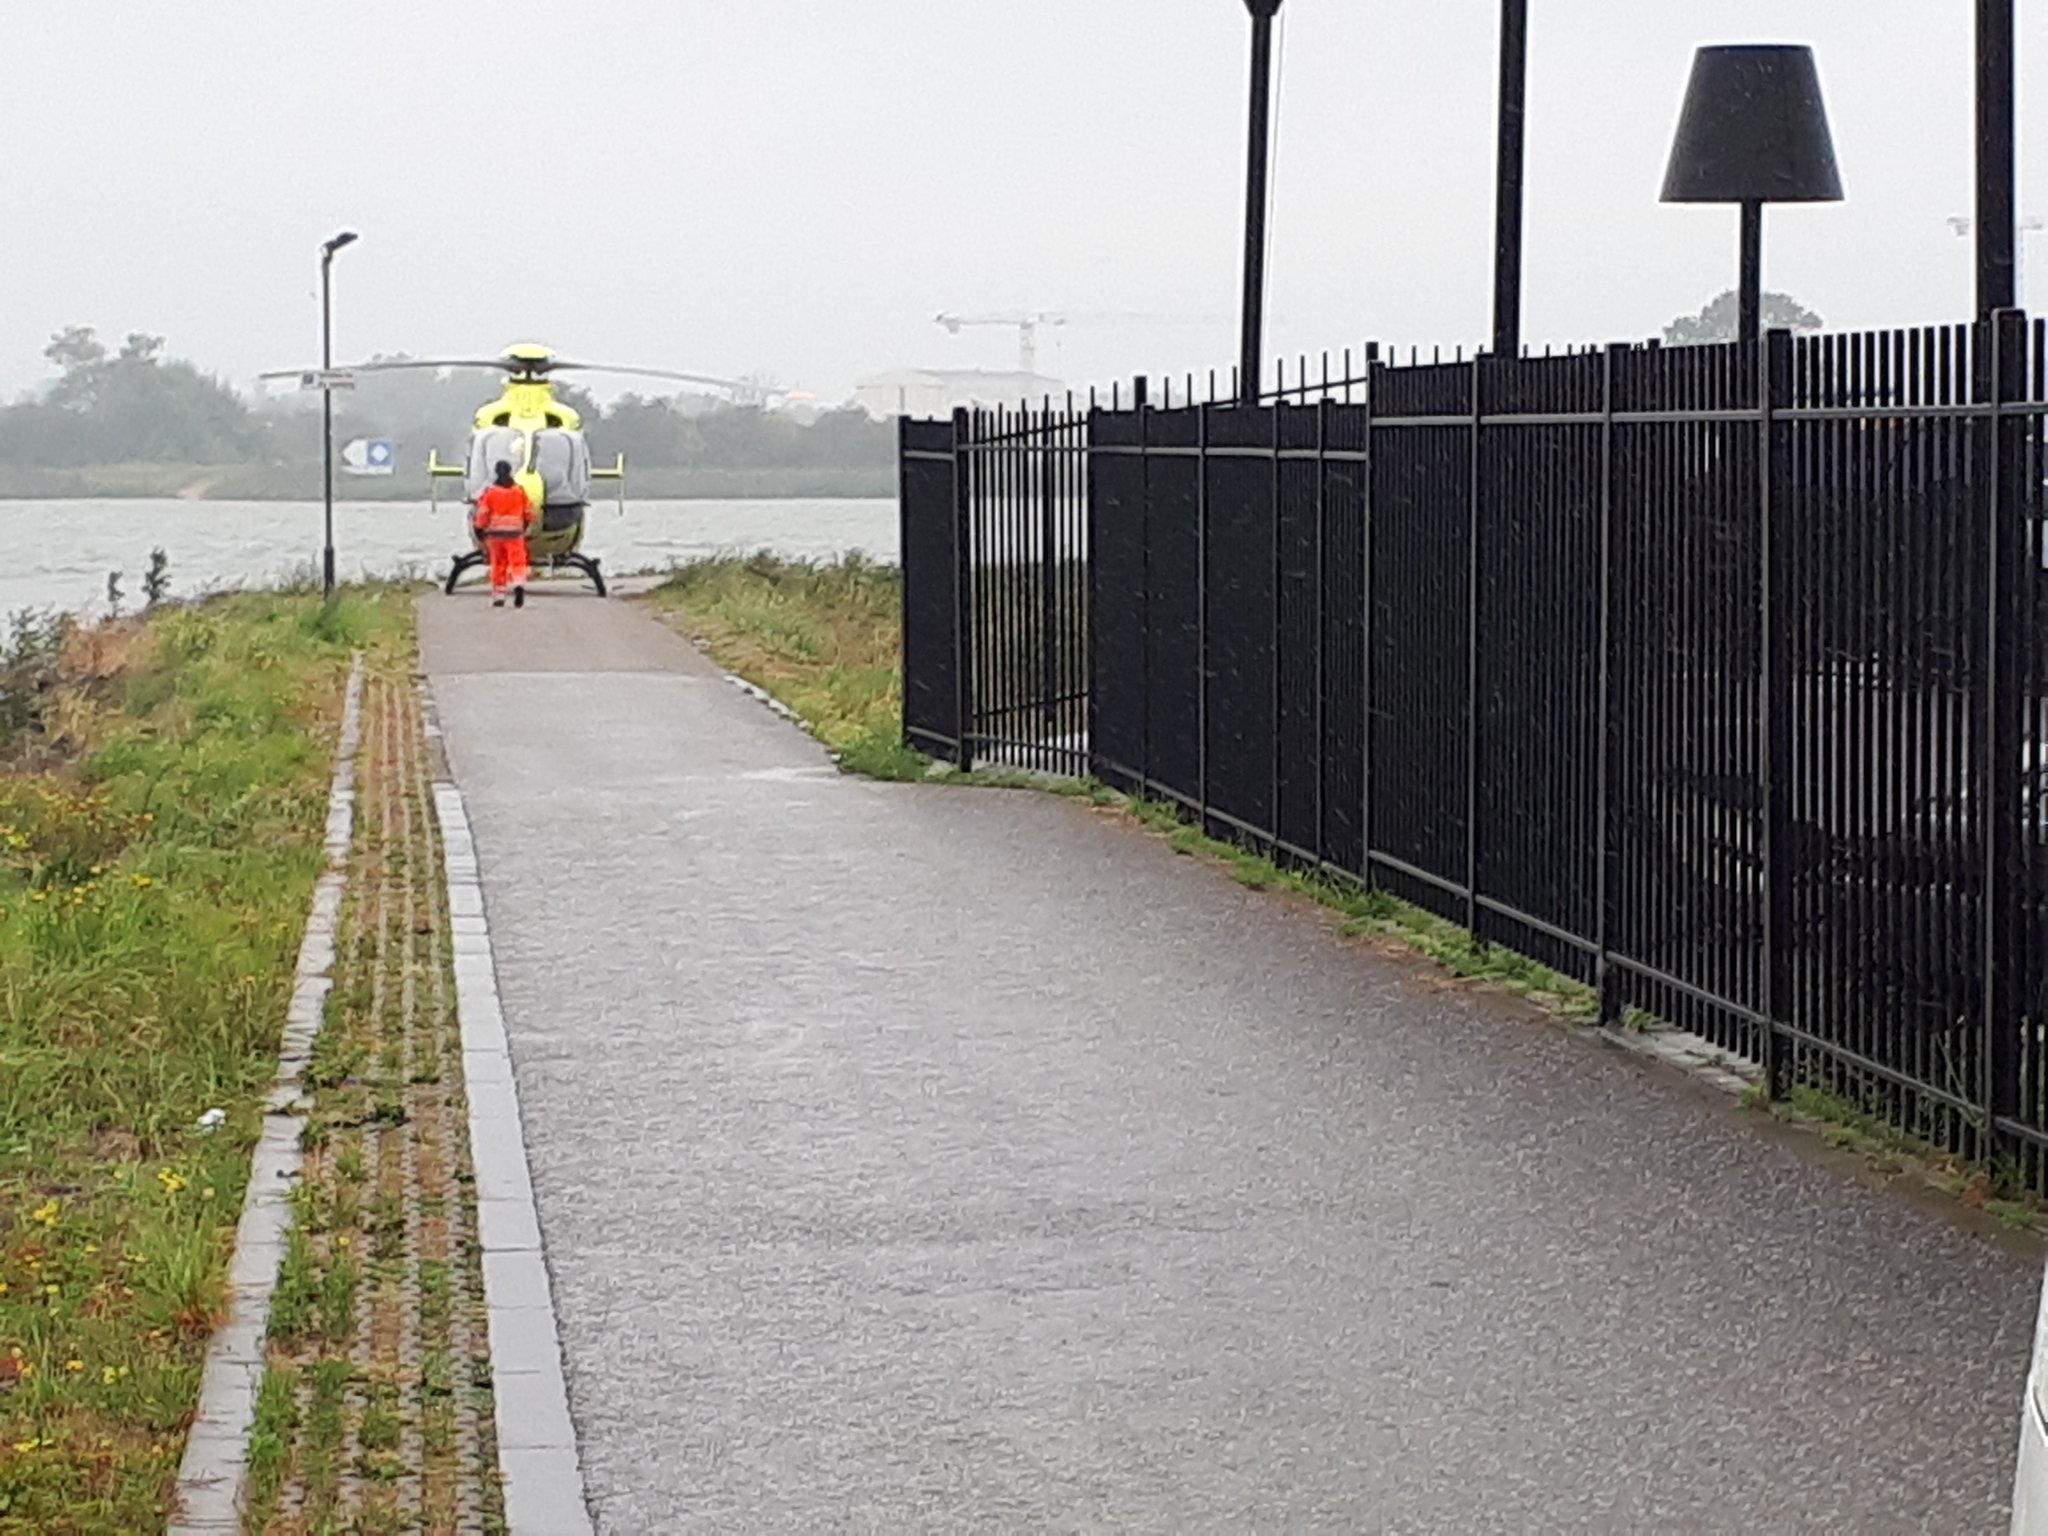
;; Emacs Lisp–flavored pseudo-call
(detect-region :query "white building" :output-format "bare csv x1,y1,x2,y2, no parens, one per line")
851,368,1069,421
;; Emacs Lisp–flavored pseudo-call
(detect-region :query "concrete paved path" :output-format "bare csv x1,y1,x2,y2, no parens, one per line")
420,588,2040,1534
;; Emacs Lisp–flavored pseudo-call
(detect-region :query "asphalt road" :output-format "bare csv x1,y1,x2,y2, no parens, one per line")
420,587,2041,1535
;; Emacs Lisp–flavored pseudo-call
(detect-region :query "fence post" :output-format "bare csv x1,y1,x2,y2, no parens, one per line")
1137,376,1152,794
1361,345,1380,888
1982,307,2026,1162
1758,329,1794,1101
896,413,913,751
1465,353,1485,943
1315,394,1331,869
1270,396,1284,858
951,406,975,772
1596,344,1619,1024
1040,403,1060,746
1197,399,1211,830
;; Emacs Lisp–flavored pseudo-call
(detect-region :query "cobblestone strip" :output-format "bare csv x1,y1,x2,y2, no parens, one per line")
421,682,594,1536
230,664,507,1535
169,655,366,1534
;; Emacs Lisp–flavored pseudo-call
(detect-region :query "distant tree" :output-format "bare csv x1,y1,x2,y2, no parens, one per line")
43,325,110,409
1663,290,1824,346
5,325,260,465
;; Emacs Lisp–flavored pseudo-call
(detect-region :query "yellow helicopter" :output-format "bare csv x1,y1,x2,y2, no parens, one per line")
264,342,751,596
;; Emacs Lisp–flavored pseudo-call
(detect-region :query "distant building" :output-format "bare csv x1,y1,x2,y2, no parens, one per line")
851,368,1069,420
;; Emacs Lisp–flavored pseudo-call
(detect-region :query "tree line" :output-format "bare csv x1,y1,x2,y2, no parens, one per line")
0,327,893,475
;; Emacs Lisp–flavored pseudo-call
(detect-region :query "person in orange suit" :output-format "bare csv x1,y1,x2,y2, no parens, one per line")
472,460,537,608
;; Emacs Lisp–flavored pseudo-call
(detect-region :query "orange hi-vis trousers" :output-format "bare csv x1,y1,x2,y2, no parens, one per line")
483,534,528,595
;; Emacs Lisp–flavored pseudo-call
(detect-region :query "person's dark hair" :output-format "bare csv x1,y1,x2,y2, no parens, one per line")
493,459,514,484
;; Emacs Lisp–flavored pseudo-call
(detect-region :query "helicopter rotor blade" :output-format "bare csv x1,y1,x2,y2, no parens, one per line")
543,361,755,393
255,358,511,381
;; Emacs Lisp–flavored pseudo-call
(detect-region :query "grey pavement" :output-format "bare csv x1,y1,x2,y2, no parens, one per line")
419,587,2042,1534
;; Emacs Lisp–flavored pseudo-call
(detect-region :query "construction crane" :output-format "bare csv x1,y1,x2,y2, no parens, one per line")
934,311,1224,378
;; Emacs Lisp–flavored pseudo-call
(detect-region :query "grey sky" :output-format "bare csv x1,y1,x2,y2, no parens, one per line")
5,1,2043,404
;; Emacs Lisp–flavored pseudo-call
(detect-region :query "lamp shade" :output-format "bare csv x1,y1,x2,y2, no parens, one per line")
1661,45,1843,204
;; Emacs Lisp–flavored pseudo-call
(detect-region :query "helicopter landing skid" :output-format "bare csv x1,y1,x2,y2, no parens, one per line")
553,554,608,597
443,551,485,595
441,551,608,598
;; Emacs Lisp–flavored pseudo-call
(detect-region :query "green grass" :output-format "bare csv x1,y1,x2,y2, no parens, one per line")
242,1363,299,1528
0,587,408,1533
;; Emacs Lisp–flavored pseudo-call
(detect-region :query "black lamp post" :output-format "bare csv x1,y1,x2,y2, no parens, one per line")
1660,45,1842,347
1491,0,1528,359
319,229,358,601
1238,0,1282,403
1976,0,2016,315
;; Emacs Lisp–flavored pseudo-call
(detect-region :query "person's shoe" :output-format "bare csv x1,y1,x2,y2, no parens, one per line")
492,597,505,608
513,586,526,609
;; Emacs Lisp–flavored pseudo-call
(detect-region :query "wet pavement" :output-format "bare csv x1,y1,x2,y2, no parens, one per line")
419,587,2041,1534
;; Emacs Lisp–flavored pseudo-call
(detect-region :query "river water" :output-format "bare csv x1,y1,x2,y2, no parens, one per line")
3,497,899,618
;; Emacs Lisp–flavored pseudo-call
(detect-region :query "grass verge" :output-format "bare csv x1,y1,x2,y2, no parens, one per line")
0,589,408,1533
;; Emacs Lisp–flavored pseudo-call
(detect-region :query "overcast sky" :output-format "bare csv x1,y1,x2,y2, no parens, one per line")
4,1,2042,404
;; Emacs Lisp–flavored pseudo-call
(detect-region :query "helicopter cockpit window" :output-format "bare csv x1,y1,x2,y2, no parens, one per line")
464,427,526,502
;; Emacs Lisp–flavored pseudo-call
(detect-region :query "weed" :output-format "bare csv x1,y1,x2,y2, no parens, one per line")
269,1229,320,1343
142,549,170,609
244,1362,300,1526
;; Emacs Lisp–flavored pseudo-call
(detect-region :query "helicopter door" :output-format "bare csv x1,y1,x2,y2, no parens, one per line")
532,428,591,509
464,426,527,502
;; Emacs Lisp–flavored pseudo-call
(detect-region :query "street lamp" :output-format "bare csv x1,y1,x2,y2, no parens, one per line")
1975,0,2016,316
1661,45,1842,348
319,230,358,601
1238,0,1282,404
1491,0,1529,358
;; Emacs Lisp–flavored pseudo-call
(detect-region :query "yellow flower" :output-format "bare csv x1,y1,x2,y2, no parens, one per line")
64,1359,82,1373
30,1199,59,1227
17,1362,34,1379
82,1244,96,1256
201,1187,215,1201
100,1365,129,1383
157,1169,187,1194
43,1284,59,1296
29,891,46,903
132,875,154,889
0,1280,9,1293
12,1438,41,1453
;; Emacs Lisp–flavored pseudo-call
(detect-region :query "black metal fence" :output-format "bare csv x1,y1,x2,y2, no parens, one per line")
899,314,2048,1188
